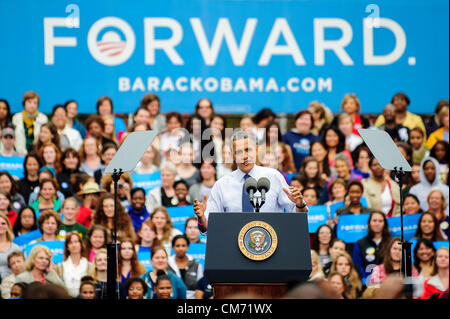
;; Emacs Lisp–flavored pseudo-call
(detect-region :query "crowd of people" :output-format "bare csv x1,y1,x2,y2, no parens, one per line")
0,90,448,299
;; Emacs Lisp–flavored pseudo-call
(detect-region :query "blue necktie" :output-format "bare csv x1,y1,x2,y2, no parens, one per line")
242,174,254,212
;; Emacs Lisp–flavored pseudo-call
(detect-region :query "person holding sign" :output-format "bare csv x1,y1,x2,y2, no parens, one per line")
194,130,308,234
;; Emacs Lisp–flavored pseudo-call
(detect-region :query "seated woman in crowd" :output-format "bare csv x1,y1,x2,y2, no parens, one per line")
58,197,88,239
324,178,347,206
425,188,449,238
141,246,187,299
18,153,42,204
429,140,448,184
79,136,103,177
51,104,83,151
128,187,150,233
362,157,401,217
30,210,62,244
352,146,371,179
176,143,200,188
184,217,204,244
413,212,447,242
92,248,126,299
337,113,363,152
403,194,423,215
146,161,178,212
308,100,333,137
353,211,392,284
140,93,167,134
334,180,373,221
420,247,449,299
409,157,449,212
56,232,95,297
85,114,117,148
94,143,118,186
150,206,182,256
125,277,148,300
333,93,370,136
134,145,160,175
30,178,61,217
409,127,428,165
28,168,65,205
328,272,349,299
0,171,26,214
425,106,449,150
102,172,133,209
323,126,353,170
311,225,335,268
309,250,325,281
302,187,319,207
85,225,108,263
92,193,136,242
330,251,363,299
322,239,346,277
15,245,64,286
0,190,17,227
101,114,119,146
12,206,37,237
57,148,81,198
153,111,185,161
413,238,436,297
369,237,419,286
328,153,362,190
189,160,217,202
168,234,203,299
117,237,147,285
298,156,326,201
310,141,332,183
135,219,162,254
174,180,191,207
33,122,60,154
38,142,62,174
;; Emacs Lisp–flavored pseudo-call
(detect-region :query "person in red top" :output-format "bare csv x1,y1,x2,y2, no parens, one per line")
0,190,17,227
331,93,370,136
421,247,449,299
75,181,105,228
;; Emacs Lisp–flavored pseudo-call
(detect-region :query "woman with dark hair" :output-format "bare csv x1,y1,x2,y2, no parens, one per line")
0,99,12,130
413,238,436,297
420,247,449,299
154,111,185,161
323,126,352,169
117,237,147,285
174,180,191,207
334,180,374,224
352,146,371,179
93,143,118,185
195,98,215,127
252,108,276,145
264,121,283,146
184,113,209,166
413,212,446,242
85,115,117,147
92,193,136,242
429,140,449,184
30,178,62,217
310,140,332,182
311,224,335,268
51,104,83,151
353,211,392,283
12,206,37,237
208,114,226,163
369,237,419,285
127,187,150,233
0,190,16,227
189,160,217,203
96,96,127,140
57,148,81,198
282,110,320,171
403,194,422,215
0,171,26,214
140,93,167,134
85,224,108,262
33,122,61,153
64,100,86,139
298,156,326,200
17,153,42,203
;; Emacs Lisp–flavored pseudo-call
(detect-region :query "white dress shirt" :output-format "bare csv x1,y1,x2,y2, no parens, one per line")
204,165,300,221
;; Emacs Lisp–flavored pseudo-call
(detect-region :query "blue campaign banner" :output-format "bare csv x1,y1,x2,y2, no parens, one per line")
167,205,195,233
307,205,328,233
0,0,448,115
13,229,42,251
0,156,25,179
170,243,206,270
24,240,65,265
337,214,370,243
329,201,345,220
287,173,297,183
131,172,162,195
387,213,421,241
136,246,153,271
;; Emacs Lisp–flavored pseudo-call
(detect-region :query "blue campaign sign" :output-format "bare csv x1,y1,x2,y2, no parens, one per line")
387,213,421,241
131,172,162,195
167,205,195,233
329,201,345,220
337,214,370,243
136,246,153,271
307,205,328,233
24,240,65,265
286,173,297,183
13,229,42,251
0,156,25,179
0,0,448,115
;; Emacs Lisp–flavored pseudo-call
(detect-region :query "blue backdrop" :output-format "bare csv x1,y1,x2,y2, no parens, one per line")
0,0,448,115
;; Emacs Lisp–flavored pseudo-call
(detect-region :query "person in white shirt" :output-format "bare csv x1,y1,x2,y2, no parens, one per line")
194,130,308,233
51,105,83,151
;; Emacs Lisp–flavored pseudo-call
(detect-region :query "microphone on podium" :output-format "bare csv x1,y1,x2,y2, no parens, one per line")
257,177,270,203
244,177,258,204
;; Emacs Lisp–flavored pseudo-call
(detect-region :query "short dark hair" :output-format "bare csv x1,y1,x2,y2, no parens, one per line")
124,277,148,295
391,92,410,106
96,96,113,113
51,104,66,118
171,234,190,248
252,108,276,125
85,115,105,131
294,110,314,130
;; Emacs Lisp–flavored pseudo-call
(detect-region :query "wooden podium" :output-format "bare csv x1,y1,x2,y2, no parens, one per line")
204,213,312,299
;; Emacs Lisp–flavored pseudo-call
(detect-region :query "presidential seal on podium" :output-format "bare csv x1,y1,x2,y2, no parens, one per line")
238,221,278,261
